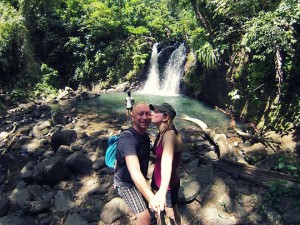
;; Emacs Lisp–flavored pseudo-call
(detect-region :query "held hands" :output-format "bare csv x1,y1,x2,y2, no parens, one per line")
148,196,160,213
148,190,167,216
149,190,167,225
155,189,167,211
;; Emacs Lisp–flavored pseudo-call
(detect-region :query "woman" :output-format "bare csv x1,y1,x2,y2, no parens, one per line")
149,103,182,225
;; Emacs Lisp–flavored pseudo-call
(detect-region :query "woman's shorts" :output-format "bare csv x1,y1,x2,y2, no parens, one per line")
116,185,147,214
151,180,180,208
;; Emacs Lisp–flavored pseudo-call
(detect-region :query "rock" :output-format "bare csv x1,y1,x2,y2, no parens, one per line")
178,180,201,203
8,188,32,206
27,185,43,197
38,104,51,112
243,143,267,164
33,156,68,184
79,208,100,222
56,145,73,158
114,82,130,92
24,139,48,157
79,179,111,196
39,215,54,225
75,91,96,100
262,204,284,225
52,111,66,125
66,152,93,175
50,129,77,152
32,120,52,138
64,213,88,225
55,190,74,213
82,138,101,153
205,151,218,160
186,159,199,173
56,87,75,101
20,161,36,177
198,206,237,225
0,197,9,217
23,200,51,214
92,158,106,170
100,197,128,224
0,215,36,225
20,170,34,183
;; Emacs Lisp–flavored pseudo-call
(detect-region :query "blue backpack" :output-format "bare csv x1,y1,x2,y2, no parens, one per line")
105,130,132,169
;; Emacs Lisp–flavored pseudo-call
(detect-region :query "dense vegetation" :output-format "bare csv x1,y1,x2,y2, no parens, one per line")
0,0,299,131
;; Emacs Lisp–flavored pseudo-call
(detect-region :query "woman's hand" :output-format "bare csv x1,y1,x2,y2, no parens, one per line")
155,189,167,211
148,196,160,213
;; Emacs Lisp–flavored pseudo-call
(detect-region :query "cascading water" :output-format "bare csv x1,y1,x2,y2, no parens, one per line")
142,43,160,94
161,43,186,95
140,43,186,96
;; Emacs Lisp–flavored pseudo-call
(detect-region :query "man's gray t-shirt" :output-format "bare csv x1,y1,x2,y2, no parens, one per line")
114,128,151,187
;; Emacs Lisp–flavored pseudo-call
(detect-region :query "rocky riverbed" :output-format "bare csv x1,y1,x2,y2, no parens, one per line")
0,86,299,225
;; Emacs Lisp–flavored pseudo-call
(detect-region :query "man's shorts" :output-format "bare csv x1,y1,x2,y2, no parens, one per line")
116,185,147,214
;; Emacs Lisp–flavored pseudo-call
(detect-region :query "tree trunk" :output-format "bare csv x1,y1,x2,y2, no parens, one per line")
213,160,300,188
189,0,214,40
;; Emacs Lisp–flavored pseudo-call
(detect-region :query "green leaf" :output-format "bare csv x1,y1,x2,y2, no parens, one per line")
286,165,297,171
278,162,285,169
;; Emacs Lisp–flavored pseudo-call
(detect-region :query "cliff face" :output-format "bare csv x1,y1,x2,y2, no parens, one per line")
182,52,231,108
182,51,300,131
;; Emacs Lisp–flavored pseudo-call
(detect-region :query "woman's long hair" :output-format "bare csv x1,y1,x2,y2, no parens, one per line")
153,114,179,150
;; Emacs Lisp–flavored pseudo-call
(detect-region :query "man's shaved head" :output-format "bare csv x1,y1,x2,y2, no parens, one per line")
131,102,151,134
132,102,149,115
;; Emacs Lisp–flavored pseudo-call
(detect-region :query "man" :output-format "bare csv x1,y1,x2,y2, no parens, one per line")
114,103,158,225
125,90,135,117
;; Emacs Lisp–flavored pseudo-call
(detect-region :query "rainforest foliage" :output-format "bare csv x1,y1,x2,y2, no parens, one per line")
0,0,299,131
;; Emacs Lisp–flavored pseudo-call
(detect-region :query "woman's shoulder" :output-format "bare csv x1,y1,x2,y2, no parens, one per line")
164,129,177,136
163,130,177,143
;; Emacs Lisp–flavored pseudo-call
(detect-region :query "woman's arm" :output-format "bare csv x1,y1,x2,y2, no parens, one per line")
156,131,176,210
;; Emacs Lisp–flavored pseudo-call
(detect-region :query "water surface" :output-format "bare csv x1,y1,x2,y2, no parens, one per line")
74,92,232,130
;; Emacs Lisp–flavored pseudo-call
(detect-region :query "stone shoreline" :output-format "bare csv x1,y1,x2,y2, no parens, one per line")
0,86,299,225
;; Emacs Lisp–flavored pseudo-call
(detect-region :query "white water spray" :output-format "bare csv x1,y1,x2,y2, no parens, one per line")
142,43,160,94
161,43,186,95
140,43,186,96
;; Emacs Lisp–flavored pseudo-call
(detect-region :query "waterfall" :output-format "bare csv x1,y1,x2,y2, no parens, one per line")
161,43,186,94
140,43,186,96
142,43,160,94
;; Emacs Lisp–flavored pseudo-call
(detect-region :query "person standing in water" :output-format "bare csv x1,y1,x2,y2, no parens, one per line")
149,103,183,225
125,90,134,117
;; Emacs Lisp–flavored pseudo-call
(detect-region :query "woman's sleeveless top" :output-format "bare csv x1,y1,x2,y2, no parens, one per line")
152,138,181,190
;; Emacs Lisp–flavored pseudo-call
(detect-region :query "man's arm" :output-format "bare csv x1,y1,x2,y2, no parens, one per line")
125,155,157,210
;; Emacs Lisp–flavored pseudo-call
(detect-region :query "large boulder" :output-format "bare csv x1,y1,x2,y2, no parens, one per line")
100,197,128,224
33,156,68,184
50,129,77,152
66,152,93,175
